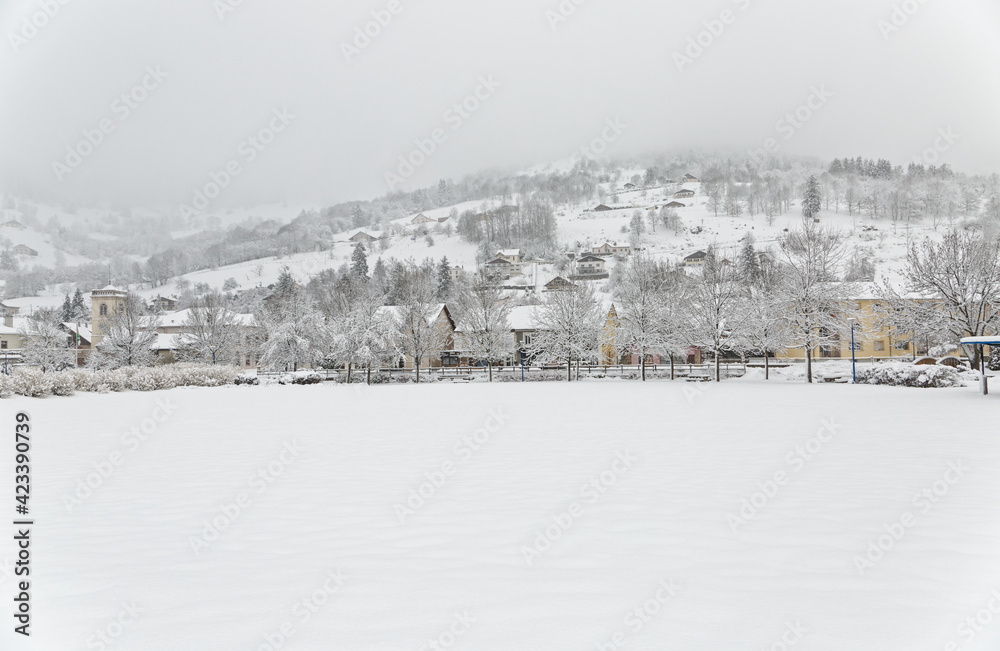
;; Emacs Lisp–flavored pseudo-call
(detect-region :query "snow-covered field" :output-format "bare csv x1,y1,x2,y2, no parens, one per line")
5,380,1000,650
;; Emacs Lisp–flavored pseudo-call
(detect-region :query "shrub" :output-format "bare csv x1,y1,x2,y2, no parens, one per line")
856,363,963,388
0,364,241,398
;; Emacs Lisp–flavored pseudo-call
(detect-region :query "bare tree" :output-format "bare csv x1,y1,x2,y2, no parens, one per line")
615,256,673,381
527,283,603,381
904,230,1000,368
396,276,449,383
777,222,858,382
177,291,239,365
685,248,749,382
19,311,74,372
90,293,158,369
457,277,512,381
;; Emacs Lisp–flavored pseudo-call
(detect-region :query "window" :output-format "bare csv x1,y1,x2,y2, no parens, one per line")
522,334,532,346
894,341,910,351
851,342,863,352
99,303,108,316
873,341,885,351
0,341,6,349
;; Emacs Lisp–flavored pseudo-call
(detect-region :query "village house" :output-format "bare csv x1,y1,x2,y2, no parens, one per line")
152,295,180,312
576,255,606,275
12,244,38,256
544,276,576,292
411,213,437,225
623,183,636,190
684,251,708,267
2,220,27,230
350,231,379,244
58,323,92,366
665,201,686,209
592,242,631,257
683,174,700,183
674,189,696,199
154,308,260,367
509,305,543,365
377,304,457,370
593,204,614,212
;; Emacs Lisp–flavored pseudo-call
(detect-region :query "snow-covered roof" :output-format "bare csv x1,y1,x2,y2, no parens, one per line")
498,249,520,257
151,333,181,351
156,309,257,328
508,305,543,331
61,323,92,343
376,304,448,328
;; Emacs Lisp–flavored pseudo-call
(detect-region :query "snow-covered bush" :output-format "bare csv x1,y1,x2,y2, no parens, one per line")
856,363,963,388
0,364,241,398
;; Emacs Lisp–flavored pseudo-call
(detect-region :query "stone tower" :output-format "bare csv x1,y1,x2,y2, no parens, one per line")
90,286,128,346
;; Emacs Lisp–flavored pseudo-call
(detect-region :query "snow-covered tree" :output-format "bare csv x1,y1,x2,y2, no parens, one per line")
802,175,822,219
351,243,369,279
332,283,397,384
259,292,329,372
457,277,512,381
903,230,1000,368
615,256,674,381
90,293,157,369
19,311,74,372
437,256,452,301
685,248,749,382
177,291,240,365
527,283,603,381
777,222,858,382
396,276,448,383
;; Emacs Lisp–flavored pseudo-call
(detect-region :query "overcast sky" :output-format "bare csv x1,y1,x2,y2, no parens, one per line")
1,0,998,211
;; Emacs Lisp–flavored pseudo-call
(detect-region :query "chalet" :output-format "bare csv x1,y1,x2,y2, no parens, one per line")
593,204,614,212
59,323,92,366
411,213,437,225
623,183,636,190
674,189,695,199
437,216,451,223
485,257,514,279
12,244,38,256
350,231,378,244
496,249,521,264
2,220,27,230
152,295,179,312
377,304,457,369
576,255,606,275
593,242,614,256
665,201,686,208
509,305,543,364
684,250,708,266
594,242,631,256
544,276,576,292
683,174,700,183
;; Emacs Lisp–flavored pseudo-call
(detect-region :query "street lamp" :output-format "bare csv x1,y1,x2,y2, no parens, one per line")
848,318,857,384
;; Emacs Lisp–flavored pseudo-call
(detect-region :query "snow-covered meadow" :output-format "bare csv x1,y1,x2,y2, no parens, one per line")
4,379,1000,650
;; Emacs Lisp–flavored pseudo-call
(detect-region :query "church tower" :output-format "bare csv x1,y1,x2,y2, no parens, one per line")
90,286,128,346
